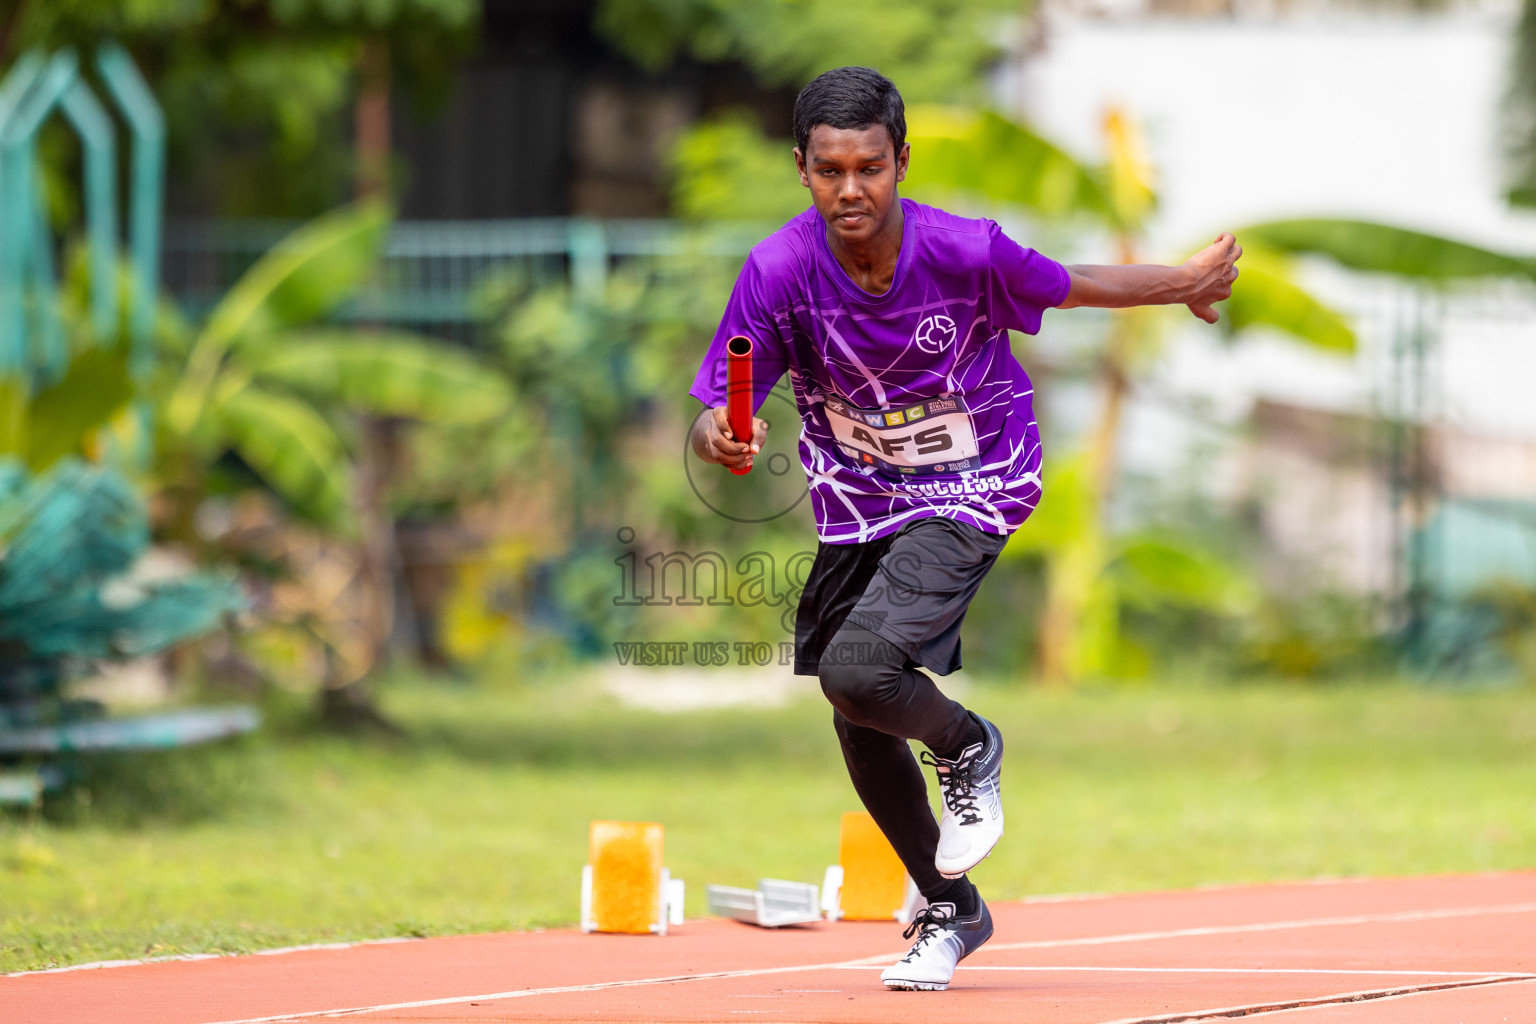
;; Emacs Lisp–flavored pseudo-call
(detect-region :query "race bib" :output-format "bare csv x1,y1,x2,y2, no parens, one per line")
823,393,981,477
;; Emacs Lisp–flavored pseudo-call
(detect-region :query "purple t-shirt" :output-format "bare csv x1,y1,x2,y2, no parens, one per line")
690,199,1070,545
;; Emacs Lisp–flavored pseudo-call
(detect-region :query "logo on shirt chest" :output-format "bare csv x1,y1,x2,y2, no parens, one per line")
913,313,957,354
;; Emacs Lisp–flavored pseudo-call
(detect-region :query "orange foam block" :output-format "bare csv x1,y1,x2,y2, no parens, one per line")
582,820,669,935
830,811,910,921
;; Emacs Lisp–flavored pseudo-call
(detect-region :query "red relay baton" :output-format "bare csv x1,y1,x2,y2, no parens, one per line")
726,335,754,476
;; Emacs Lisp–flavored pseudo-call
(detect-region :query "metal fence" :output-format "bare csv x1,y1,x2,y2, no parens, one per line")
161,217,768,344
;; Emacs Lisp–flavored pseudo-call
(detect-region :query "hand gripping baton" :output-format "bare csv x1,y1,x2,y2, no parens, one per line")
726,335,754,475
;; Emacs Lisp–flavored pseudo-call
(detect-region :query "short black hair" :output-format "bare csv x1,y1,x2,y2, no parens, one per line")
793,66,906,157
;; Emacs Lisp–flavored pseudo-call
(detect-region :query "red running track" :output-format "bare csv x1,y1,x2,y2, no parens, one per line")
5,873,1535,1024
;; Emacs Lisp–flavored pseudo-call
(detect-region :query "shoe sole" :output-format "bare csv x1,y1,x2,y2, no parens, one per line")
935,828,1003,879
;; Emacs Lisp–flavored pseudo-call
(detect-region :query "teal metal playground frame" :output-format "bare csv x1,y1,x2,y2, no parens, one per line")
0,48,252,808
0,44,163,384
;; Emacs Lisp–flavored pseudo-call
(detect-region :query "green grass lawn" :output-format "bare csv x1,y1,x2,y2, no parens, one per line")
2,673,1535,973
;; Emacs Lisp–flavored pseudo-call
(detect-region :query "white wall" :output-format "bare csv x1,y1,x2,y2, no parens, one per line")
1002,12,1536,470
1009,12,1536,255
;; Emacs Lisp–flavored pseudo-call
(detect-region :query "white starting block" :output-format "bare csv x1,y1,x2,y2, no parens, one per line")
707,812,928,928
706,879,823,928
579,820,685,935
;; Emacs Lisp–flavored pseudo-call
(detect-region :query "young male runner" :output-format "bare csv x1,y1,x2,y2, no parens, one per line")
689,66,1239,991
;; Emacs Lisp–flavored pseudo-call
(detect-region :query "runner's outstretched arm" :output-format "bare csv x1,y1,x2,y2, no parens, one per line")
1056,232,1242,324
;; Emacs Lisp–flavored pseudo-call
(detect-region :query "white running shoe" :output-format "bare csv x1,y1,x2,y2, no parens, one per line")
924,714,1004,879
880,896,994,991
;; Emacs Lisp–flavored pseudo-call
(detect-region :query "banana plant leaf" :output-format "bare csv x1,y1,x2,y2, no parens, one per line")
202,199,391,348
1108,535,1258,615
19,348,134,471
1001,452,1096,556
669,114,809,223
0,377,25,460
167,200,391,437
904,105,1119,226
216,387,352,527
1222,251,1356,353
1238,219,1536,284
0,350,134,473
249,330,511,424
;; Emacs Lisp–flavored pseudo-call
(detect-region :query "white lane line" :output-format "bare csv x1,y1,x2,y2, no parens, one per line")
1020,871,1536,906
1094,975,1536,1024
3,939,419,978
1209,974,1536,1022
833,966,1536,977
5,954,222,976
978,900,1536,954
188,900,1536,1024
192,955,902,1024
12,877,1531,980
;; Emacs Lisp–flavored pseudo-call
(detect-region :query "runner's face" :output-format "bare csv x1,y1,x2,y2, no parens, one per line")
795,125,909,248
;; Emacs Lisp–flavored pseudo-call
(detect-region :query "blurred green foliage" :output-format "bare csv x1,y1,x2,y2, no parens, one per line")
905,105,1120,226
596,0,1022,103
470,255,728,518
156,200,509,531
999,452,1260,681
615,0,1033,235
0,348,132,472
1218,253,1356,352
417,237,824,663
667,113,806,222
1242,591,1392,681
1463,582,1536,678
3,0,478,215
1241,219,1536,284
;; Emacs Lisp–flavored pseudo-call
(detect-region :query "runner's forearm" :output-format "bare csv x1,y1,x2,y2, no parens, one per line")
690,407,718,462
1056,263,1196,310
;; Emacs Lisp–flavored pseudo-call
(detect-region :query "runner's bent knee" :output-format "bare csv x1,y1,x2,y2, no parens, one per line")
818,624,906,719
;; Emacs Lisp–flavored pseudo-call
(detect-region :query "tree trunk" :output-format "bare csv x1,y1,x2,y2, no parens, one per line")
319,645,404,736
0,1,27,64
354,37,392,200
355,416,402,669
320,37,400,728
353,37,398,678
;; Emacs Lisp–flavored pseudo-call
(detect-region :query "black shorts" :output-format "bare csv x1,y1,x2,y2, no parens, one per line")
793,516,1008,677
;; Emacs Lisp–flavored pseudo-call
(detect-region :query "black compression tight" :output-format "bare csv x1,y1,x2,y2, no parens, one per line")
819,622,983,900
